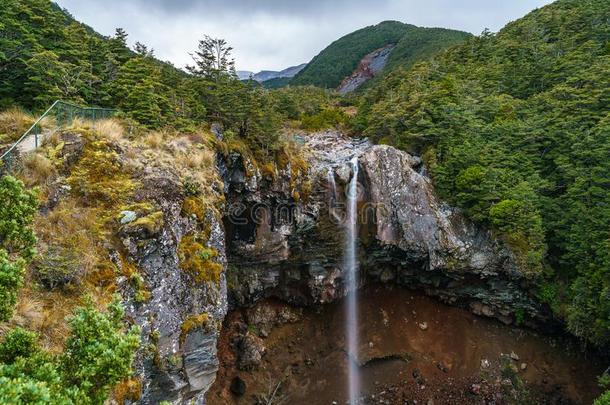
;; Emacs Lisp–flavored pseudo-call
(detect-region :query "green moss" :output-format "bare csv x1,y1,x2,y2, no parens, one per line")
68,134,137,208
178,234,222,284
123,211,164,235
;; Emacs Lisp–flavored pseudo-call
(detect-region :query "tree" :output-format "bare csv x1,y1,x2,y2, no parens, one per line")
187,36,236,78
133,42,154,58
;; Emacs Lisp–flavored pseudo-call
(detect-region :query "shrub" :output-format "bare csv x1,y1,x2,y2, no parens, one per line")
0,176,39,258
60,298,141,403
0,327,38,364
33,246,84,290
0,249,25,322
594,391,610,405
0,299,141,404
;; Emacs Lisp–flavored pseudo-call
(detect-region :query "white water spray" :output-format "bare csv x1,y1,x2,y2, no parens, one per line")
345,156,360,403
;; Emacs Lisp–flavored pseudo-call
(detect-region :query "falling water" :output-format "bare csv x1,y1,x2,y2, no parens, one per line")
345,156,360,403
327,167,337,203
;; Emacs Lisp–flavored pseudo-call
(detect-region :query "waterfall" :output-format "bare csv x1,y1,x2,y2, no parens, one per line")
345,156,360,403
327,167,337,203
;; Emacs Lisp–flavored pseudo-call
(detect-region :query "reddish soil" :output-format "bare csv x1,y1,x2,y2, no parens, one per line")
209,286,606,405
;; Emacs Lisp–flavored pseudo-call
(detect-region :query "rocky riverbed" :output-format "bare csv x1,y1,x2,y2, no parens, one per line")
209,285,606,404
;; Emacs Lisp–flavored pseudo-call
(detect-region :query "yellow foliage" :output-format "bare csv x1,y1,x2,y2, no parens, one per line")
178,234,222,284
68,135,136,207
261,162,277,180
182,196,206,222
113,377,142,403
123,211,165,235
180,312,209,344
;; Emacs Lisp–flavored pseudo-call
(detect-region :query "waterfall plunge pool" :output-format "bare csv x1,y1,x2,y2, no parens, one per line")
209,285,606,404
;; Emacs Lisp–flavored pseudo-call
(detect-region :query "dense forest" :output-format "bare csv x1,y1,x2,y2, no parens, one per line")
0,0,343,154
290,21,470,89
356,0,610,347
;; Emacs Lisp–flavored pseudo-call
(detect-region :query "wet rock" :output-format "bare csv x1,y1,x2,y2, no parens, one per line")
230,376,246,396
521,363,527,370
412,368,425,385
481,359,491,369
510,352,520,361
418,322,428,331
224,131,548,330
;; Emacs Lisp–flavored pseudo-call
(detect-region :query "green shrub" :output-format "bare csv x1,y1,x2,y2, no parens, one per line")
60,298,141,403
0,328,38,364
0,298,141,404
0,176,38,258
0,249,25,322
594,391,610,405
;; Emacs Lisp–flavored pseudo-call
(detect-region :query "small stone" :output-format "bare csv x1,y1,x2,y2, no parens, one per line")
230,376,246,396
120,210,137,224
510,351,520,361
369,341,374,348
470,384,481,395
418,322,428,331
481,359,490,369
521,363,527,370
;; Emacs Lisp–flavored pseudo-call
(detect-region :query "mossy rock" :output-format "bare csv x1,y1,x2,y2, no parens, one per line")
121,211,165,237
178,234,222,284
180,312,210,344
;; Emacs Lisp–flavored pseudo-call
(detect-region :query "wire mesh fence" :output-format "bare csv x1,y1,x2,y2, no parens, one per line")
0,100,116,173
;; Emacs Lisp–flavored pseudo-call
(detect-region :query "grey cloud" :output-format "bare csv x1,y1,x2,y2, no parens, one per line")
117,0,388,16
55,0,554,72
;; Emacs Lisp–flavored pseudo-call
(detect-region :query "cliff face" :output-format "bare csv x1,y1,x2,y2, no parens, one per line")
118,172,228,404
223,132,545,325
65,129,544,404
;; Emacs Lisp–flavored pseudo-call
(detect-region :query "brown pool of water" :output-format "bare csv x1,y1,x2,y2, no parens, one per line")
209,285,606,404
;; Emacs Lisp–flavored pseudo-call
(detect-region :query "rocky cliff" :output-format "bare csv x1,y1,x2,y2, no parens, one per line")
79,129,545,403
223,132,545,325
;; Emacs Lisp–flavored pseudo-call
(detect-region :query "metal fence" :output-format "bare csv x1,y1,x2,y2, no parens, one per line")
0,100,116,172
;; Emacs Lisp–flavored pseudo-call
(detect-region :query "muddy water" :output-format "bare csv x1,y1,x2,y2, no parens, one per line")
209,286,606,404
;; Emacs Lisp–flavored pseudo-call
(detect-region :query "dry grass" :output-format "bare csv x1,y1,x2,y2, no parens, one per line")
35,199,101,280
141,130,166,149
4,286,84,353
94,118,125,143
0,108,35,144
16,152,57,188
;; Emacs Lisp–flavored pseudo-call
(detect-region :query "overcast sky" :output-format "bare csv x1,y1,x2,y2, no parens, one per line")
54,0,554,72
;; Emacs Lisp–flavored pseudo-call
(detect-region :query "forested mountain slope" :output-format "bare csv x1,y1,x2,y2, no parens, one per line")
0,0,290,151
355,0,610,346
290,21,469,89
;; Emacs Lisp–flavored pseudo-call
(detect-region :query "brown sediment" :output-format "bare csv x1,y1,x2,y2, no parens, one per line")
209,285,606,405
